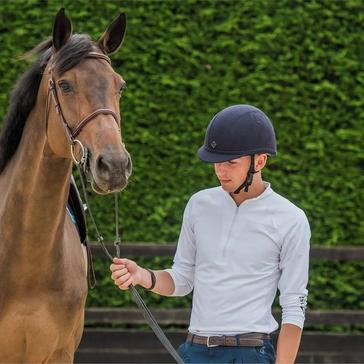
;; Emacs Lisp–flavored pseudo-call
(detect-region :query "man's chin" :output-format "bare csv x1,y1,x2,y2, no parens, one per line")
220,183,236,193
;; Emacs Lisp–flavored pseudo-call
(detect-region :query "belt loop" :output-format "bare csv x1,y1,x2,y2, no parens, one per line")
189,334,195,347
235,334,240,346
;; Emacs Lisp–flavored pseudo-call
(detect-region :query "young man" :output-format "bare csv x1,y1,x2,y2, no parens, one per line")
110,105,311,364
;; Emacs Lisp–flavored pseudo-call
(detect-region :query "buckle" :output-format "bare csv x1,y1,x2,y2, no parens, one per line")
206,336,219,348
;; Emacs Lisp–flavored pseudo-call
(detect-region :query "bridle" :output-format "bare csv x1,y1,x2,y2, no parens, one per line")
46,51,120,170
45,51,183,364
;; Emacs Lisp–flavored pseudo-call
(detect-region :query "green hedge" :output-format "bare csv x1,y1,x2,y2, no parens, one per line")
1,0,363,314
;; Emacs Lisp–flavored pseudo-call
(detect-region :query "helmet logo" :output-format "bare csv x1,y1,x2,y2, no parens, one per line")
210,141,217,149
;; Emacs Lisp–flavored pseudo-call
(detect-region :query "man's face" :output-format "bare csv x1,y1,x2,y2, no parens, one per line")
214,156,251,192
214,154,266,192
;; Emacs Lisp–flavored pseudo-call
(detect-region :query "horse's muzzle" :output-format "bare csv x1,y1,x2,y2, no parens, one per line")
91,151,132,194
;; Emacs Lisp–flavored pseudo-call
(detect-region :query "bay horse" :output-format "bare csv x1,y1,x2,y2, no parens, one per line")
0,9,131,363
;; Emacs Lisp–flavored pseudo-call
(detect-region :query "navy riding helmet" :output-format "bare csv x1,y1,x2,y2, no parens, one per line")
197,105,277,193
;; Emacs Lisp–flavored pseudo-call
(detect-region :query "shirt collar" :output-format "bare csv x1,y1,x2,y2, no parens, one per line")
220,181,273,207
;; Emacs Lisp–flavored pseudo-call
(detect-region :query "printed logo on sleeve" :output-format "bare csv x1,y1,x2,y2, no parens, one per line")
299,296,307,314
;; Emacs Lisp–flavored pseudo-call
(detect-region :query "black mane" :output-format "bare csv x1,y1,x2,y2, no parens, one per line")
0,34,95,174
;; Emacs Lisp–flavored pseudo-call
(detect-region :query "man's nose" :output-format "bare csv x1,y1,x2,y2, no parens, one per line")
215,162,226,172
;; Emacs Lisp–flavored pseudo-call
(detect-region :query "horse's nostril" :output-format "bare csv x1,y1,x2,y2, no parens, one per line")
95,153,131,187
124,156,132,173
96,155,111,176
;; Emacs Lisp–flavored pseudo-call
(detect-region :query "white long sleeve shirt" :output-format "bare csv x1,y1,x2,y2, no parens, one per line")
165,182,310,335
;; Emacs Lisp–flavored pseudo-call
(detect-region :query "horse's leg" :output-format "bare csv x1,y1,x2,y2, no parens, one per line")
48,349,73,364
81,244,88,277
48,312,85,364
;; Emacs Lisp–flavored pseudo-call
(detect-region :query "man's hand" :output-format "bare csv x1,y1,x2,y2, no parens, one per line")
110,258,175,296
110,257,147,290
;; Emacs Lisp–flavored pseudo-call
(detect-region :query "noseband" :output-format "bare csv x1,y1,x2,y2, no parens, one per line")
47,52,120,168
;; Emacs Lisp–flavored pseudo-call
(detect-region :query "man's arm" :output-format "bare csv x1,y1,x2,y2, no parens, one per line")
110,258,175,296
110,198,196,297
275,323,302,364
277,211,310,363
143,269,176,296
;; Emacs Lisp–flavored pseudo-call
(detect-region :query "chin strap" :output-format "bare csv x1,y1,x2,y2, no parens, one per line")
234,155,257,194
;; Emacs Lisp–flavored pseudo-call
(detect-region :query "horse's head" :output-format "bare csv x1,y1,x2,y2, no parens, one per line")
44,9,131,194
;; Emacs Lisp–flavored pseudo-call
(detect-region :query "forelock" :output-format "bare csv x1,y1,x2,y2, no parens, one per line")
53,34,96,75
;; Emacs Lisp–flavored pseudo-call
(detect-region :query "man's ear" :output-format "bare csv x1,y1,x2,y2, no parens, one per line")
52,8,73,51
255,154,267,171
98,13,127,55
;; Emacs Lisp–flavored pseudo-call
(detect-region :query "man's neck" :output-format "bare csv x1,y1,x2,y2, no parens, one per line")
230,178,266,206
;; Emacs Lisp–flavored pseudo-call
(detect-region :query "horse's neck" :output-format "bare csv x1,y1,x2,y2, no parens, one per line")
0,106,72,255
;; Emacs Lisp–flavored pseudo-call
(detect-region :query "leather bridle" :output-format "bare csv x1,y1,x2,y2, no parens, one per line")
46,51,120,169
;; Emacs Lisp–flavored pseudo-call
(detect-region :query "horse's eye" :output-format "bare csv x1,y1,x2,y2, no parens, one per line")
58,80,73,94
119,84,127,96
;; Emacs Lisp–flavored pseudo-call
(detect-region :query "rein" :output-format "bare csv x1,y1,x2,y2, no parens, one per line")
46,52,183,364
76,165,183,364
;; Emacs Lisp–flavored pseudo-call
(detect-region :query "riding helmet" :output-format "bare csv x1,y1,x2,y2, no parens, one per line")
197,104,277,163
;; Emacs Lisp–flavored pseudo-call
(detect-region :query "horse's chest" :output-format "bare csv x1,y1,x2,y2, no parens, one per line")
0,239,88,320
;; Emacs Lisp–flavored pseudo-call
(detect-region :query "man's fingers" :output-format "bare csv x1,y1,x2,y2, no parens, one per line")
110,263,126,272
113,257,128,264
111,268,128,280
115,272,131,286
111,258,136,290
119,277,133,290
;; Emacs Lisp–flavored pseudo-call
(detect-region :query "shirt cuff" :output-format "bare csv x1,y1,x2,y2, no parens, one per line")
164,268,193,297
281,319,304,329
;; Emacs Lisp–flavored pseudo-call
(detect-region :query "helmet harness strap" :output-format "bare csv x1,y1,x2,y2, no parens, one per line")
234,155,257,194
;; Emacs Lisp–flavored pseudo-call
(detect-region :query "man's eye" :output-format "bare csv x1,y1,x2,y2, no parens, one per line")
58,81,73,93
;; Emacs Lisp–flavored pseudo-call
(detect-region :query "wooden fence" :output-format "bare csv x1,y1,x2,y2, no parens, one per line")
75,244,364,363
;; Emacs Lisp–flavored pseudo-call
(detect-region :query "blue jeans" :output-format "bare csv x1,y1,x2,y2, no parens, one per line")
177,339,275,363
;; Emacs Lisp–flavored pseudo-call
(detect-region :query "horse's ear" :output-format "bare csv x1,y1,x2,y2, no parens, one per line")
52,8,73,51
98,13,127,55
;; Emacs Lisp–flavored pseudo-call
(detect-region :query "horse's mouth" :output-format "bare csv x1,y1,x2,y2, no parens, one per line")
90,176,129,195
89,163,129,195
91,179,110,195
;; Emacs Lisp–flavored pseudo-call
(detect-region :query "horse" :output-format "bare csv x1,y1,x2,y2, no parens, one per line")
0,9,131,362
